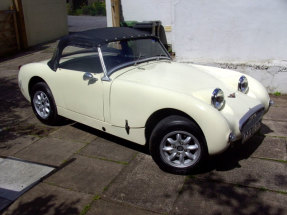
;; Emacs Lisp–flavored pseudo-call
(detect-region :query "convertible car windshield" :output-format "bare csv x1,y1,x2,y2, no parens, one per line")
58,38,169,75
48,27,171,76
102,38,170,74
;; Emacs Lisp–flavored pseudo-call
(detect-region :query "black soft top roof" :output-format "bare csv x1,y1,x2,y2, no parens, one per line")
63,27,153,48
48,27,155,71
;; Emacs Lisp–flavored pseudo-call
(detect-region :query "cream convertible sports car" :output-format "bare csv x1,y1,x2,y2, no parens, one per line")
19,27,272,174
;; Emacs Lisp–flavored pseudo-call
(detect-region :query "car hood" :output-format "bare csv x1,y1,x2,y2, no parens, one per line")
115,61,239,100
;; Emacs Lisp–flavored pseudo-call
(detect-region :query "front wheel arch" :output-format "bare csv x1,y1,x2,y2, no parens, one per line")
149,115,208,174
145,108,206,148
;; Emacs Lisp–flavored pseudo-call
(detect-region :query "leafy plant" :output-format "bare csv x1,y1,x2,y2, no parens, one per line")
93,2,106,16
273,91,281,96
71,1,106,16
66,3,74,15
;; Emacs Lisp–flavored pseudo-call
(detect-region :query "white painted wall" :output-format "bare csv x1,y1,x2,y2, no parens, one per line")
173,0,287,64
106,0,287,92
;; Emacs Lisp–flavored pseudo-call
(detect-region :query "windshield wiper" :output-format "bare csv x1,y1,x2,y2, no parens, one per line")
154,53,170,60
134,53,145,65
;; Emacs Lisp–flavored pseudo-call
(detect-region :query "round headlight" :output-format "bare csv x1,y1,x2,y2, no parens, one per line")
211,88,225,110
238,76,249,93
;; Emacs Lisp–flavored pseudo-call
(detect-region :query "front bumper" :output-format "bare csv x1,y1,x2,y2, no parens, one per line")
229,99,274,143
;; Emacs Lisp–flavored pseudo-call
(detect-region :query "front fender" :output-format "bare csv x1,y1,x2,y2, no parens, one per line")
110,81,231,155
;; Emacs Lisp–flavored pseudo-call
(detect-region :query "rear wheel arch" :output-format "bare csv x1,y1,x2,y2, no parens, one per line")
30,81,61,125
145,108,206,147
28,76,47,98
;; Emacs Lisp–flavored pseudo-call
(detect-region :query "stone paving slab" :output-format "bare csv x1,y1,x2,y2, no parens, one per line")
0,76,31,129
68,15,107,32
196,158,287,192
0,135,40,157
250,136,287,161
0,158,54,212
227,135,287,162
87,199,160,215
104,153,185,214
23,115,49,127
261,120,287,138
172,178,287,215
264,106,287,121
15,137,85,167
79,137,137,163
0,50,53,72
2,182,93,215
0,158,54,200
45,155,124,195
13,123,57,138
49,125,97,144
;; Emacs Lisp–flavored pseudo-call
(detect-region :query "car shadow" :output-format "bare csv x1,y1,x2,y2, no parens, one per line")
72,123,149,155
259,123,274,135
194,134,267,174
72,122,273,175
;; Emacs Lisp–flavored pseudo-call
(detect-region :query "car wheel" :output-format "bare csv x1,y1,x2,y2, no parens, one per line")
31,82,60,125
149,115,207,174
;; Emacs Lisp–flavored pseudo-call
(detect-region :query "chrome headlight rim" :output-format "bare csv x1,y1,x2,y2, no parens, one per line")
238,75,249,94
211,88,225,110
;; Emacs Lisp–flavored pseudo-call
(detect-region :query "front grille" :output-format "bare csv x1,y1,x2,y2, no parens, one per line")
240,107,264,132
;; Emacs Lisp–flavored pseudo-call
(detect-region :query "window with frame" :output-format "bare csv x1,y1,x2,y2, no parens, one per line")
59,46,103,74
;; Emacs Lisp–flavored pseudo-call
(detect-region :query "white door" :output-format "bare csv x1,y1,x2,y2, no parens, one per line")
55,51,105,121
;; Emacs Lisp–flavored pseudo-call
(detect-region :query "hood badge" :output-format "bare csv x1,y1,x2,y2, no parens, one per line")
228,93,236,98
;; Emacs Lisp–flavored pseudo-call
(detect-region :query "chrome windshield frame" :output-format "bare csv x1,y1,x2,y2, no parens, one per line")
97,47,110,81
99,38,171,78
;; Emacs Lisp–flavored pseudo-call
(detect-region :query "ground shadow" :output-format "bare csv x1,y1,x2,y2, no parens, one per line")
175,174,286,215
0,42,55,64
259,123,274,135
72,123,149,154
0,77,30,127
73,122,274,174
0,76,72,151
194,134,266,174
1,195,80,215
0,76,31,143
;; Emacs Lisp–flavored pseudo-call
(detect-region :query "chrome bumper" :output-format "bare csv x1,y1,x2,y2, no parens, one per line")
229,104,265,143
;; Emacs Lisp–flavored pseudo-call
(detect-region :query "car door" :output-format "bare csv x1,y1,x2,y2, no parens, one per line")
55,48,104,121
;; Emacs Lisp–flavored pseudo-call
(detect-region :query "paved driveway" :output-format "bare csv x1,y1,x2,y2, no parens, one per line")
0,43,286,215
68,15,107,32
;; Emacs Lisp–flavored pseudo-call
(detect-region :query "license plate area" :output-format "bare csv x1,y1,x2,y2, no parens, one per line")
242,121,262,143
240,107,264,143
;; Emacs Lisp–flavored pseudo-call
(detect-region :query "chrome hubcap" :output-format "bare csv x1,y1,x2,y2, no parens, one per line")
33,91,50,119
160,131,201,168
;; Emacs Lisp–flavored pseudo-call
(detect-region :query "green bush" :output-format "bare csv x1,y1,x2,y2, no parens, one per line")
66,3,74,15
71,2,106,16
93,2,106,16
75,8,83,16
274,91,281,96
81,5,91,15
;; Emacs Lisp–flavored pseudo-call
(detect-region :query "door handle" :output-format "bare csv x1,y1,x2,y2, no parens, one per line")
83,72,93,81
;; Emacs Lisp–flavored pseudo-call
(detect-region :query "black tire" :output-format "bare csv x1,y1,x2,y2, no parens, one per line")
149,115,207,174
30,82,60,125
